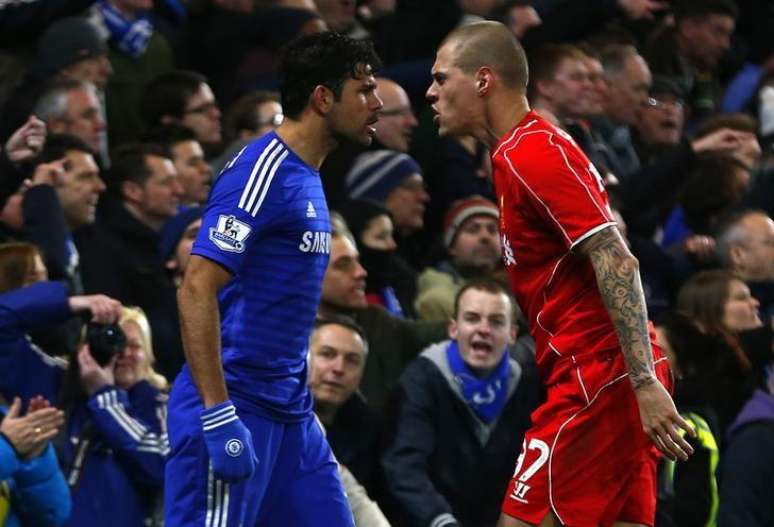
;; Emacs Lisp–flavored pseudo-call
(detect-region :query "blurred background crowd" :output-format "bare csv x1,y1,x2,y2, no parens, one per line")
0,0,772,526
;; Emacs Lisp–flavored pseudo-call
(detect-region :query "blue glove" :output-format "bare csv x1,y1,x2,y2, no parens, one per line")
200,400,256,483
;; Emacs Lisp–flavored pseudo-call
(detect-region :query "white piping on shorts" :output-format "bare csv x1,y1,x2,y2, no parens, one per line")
547,356,669,523
206,462,230,527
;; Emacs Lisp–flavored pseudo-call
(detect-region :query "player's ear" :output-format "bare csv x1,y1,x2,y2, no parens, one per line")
475,67,494,96
311,85,334,115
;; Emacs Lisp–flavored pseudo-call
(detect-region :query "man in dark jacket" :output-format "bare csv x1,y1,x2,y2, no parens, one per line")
381,279,541,527
79,142,181,305
309,316,383,499
78,143,182,374
318,216,447,412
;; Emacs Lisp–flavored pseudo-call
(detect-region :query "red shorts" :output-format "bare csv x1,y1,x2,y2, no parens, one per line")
501,347,673,527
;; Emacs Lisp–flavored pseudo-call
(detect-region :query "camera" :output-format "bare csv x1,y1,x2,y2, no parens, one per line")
86,323,127,367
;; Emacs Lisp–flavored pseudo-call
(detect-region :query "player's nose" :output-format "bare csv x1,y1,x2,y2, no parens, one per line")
426,84,438,103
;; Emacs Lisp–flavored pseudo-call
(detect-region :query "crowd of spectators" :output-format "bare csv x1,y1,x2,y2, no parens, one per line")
0,0,772,525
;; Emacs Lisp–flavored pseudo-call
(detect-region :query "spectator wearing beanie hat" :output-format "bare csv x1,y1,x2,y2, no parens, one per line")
34,17,112,89
159,205,204,286
346,150,430,237
415,196,502,321
147,206,204,381
0,17,112,145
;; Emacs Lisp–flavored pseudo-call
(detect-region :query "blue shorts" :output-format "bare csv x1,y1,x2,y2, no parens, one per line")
164,379,353,527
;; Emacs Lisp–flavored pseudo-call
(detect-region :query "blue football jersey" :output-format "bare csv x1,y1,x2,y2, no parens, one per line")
187,132,330,422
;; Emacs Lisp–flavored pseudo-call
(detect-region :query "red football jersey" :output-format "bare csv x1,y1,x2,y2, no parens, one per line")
492,111,620,385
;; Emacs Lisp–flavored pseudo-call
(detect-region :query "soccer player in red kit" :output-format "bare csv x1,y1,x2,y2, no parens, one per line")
426,21,696,527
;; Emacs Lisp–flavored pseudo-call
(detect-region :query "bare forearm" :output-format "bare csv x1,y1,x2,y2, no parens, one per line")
178,282,228,407
582,228,655,390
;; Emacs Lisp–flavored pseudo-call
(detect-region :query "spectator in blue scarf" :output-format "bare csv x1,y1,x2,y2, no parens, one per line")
381,279,540,527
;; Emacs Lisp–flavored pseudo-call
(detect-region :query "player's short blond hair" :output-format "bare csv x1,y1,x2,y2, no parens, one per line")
444,21,529,91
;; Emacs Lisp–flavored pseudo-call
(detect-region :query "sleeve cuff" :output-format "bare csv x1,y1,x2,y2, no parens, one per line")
16,443,59,483
429,512,458,527
569,221,617,250
190,246,238,276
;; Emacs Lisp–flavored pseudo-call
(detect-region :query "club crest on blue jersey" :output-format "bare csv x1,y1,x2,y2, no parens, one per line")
210,214,252,253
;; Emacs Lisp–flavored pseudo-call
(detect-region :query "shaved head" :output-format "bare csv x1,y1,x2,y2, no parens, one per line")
444,21,529,91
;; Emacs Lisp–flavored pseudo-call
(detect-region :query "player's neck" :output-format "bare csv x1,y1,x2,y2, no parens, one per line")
479,93,530,147
275,119,336,170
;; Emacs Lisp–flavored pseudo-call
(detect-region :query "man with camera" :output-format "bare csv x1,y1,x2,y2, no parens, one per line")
0,256,169,527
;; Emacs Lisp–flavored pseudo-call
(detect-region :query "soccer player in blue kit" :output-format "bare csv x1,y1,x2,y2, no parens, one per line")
164,32,383,527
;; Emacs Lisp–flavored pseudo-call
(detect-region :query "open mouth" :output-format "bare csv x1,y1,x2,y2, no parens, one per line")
470,341,493,354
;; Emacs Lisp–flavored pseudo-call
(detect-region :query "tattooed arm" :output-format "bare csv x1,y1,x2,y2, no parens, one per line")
578,226,655,389
577,225,695,460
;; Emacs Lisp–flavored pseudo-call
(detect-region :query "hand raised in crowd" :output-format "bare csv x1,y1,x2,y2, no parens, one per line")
3,115,46,164
78,344,116,396
691,127,751,155
617,0,670,20
68,294,123,324
682,235,716,262
29,158,67,187
0,396,64,460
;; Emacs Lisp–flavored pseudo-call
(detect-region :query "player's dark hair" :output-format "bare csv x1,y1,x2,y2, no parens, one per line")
108,143,170,197
313,314,369,354
673,0,739,23
452,278,519,324
141,70,208,126
278,32,381,120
